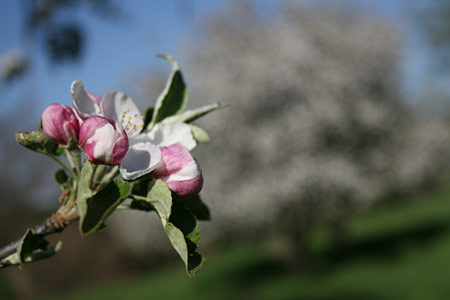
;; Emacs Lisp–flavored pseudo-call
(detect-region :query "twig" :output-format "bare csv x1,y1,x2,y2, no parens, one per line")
0,211,78,268
48,154,77,180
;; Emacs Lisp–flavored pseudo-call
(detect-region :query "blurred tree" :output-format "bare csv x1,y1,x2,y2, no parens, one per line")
22,0,121,63
183,0,450,263
418,0,450,71
111,0,450,267
0,49,29,82
0,0,121,83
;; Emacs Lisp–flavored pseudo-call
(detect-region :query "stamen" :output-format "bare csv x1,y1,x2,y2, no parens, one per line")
119,109,144,135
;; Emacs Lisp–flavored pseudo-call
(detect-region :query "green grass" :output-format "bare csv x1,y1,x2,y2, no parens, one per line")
44,187,450,300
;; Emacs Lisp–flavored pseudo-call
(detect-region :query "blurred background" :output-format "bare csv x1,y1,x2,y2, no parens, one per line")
2,0,450,299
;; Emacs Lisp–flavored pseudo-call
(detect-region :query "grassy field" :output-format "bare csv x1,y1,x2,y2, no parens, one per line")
39,187,450,300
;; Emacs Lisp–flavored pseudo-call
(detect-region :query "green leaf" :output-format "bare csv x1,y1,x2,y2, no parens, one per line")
18,229,49,263
55,146,64,156
189,124,210,143
80,179,130,236
77,161,95,229
92,164,108,188
12,229,62,265
131,179,151,197
148,54,188,129
173,193,210,221
170,204,201,246
130,199,154,212
142,107,154,133
16,130,58,155
166,204,205,277
55,169,72,191
55,169,69,185
129,179,205,276
147,179,172,220
146,180,205,276
130,179,154,212
161,102,228,124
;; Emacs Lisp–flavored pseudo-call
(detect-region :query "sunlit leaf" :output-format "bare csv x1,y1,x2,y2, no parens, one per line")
161,102,228,124
189,124,210,143
147,54,188,129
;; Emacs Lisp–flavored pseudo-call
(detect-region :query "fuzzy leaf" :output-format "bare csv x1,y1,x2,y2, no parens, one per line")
3,229,63,266
80,179,129,236
77,161,95,230
161,102,228,124
146,180,205,276
16,130,58,155
170,204,201,246
147,179,172,219
131,179,205,276
148,54,188,129
166,204,205,276
189,124,210,143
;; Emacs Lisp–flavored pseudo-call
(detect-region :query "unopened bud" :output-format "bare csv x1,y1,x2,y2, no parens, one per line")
41,104,79,145
79,116,129,165
153,144,203,196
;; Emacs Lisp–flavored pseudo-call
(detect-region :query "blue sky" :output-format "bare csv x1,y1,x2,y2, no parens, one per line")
0,1,229,118
0,0,436,125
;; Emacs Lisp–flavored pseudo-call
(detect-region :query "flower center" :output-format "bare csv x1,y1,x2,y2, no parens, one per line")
120,108,144,136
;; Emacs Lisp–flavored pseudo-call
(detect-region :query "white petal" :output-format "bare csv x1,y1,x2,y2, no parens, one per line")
147,123,196,150
101,91,144,138
119,142,161,180
165,160,200,181
71,80,101,120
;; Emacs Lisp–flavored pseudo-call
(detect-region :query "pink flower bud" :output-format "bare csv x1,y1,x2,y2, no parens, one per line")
153,144,203,196
79,116,129,165
41,103,80,145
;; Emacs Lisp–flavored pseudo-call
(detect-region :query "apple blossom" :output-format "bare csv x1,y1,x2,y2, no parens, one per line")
71,80,196,180
86,91,101,105
79,116,129,165
41,103,80,145
71,81,102,120
153,144,203,196
6,55,218,274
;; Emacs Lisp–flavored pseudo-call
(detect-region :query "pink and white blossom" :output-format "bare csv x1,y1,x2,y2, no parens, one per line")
86,91,101,105
71,80,196,180
42,103,80,145
71,81,102,121
79,116,129,165
153,144,203,196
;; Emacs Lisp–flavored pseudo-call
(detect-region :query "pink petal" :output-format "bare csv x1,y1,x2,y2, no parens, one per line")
153,144,195,177
166,173,204,196
42,103,79,145
111,134,129,165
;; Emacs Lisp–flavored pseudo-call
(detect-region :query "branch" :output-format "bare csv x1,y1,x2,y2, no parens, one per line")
0,211,78,268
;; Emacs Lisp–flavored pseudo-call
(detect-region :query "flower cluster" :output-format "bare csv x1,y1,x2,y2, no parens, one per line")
42,80,203,196
8,55,225,276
